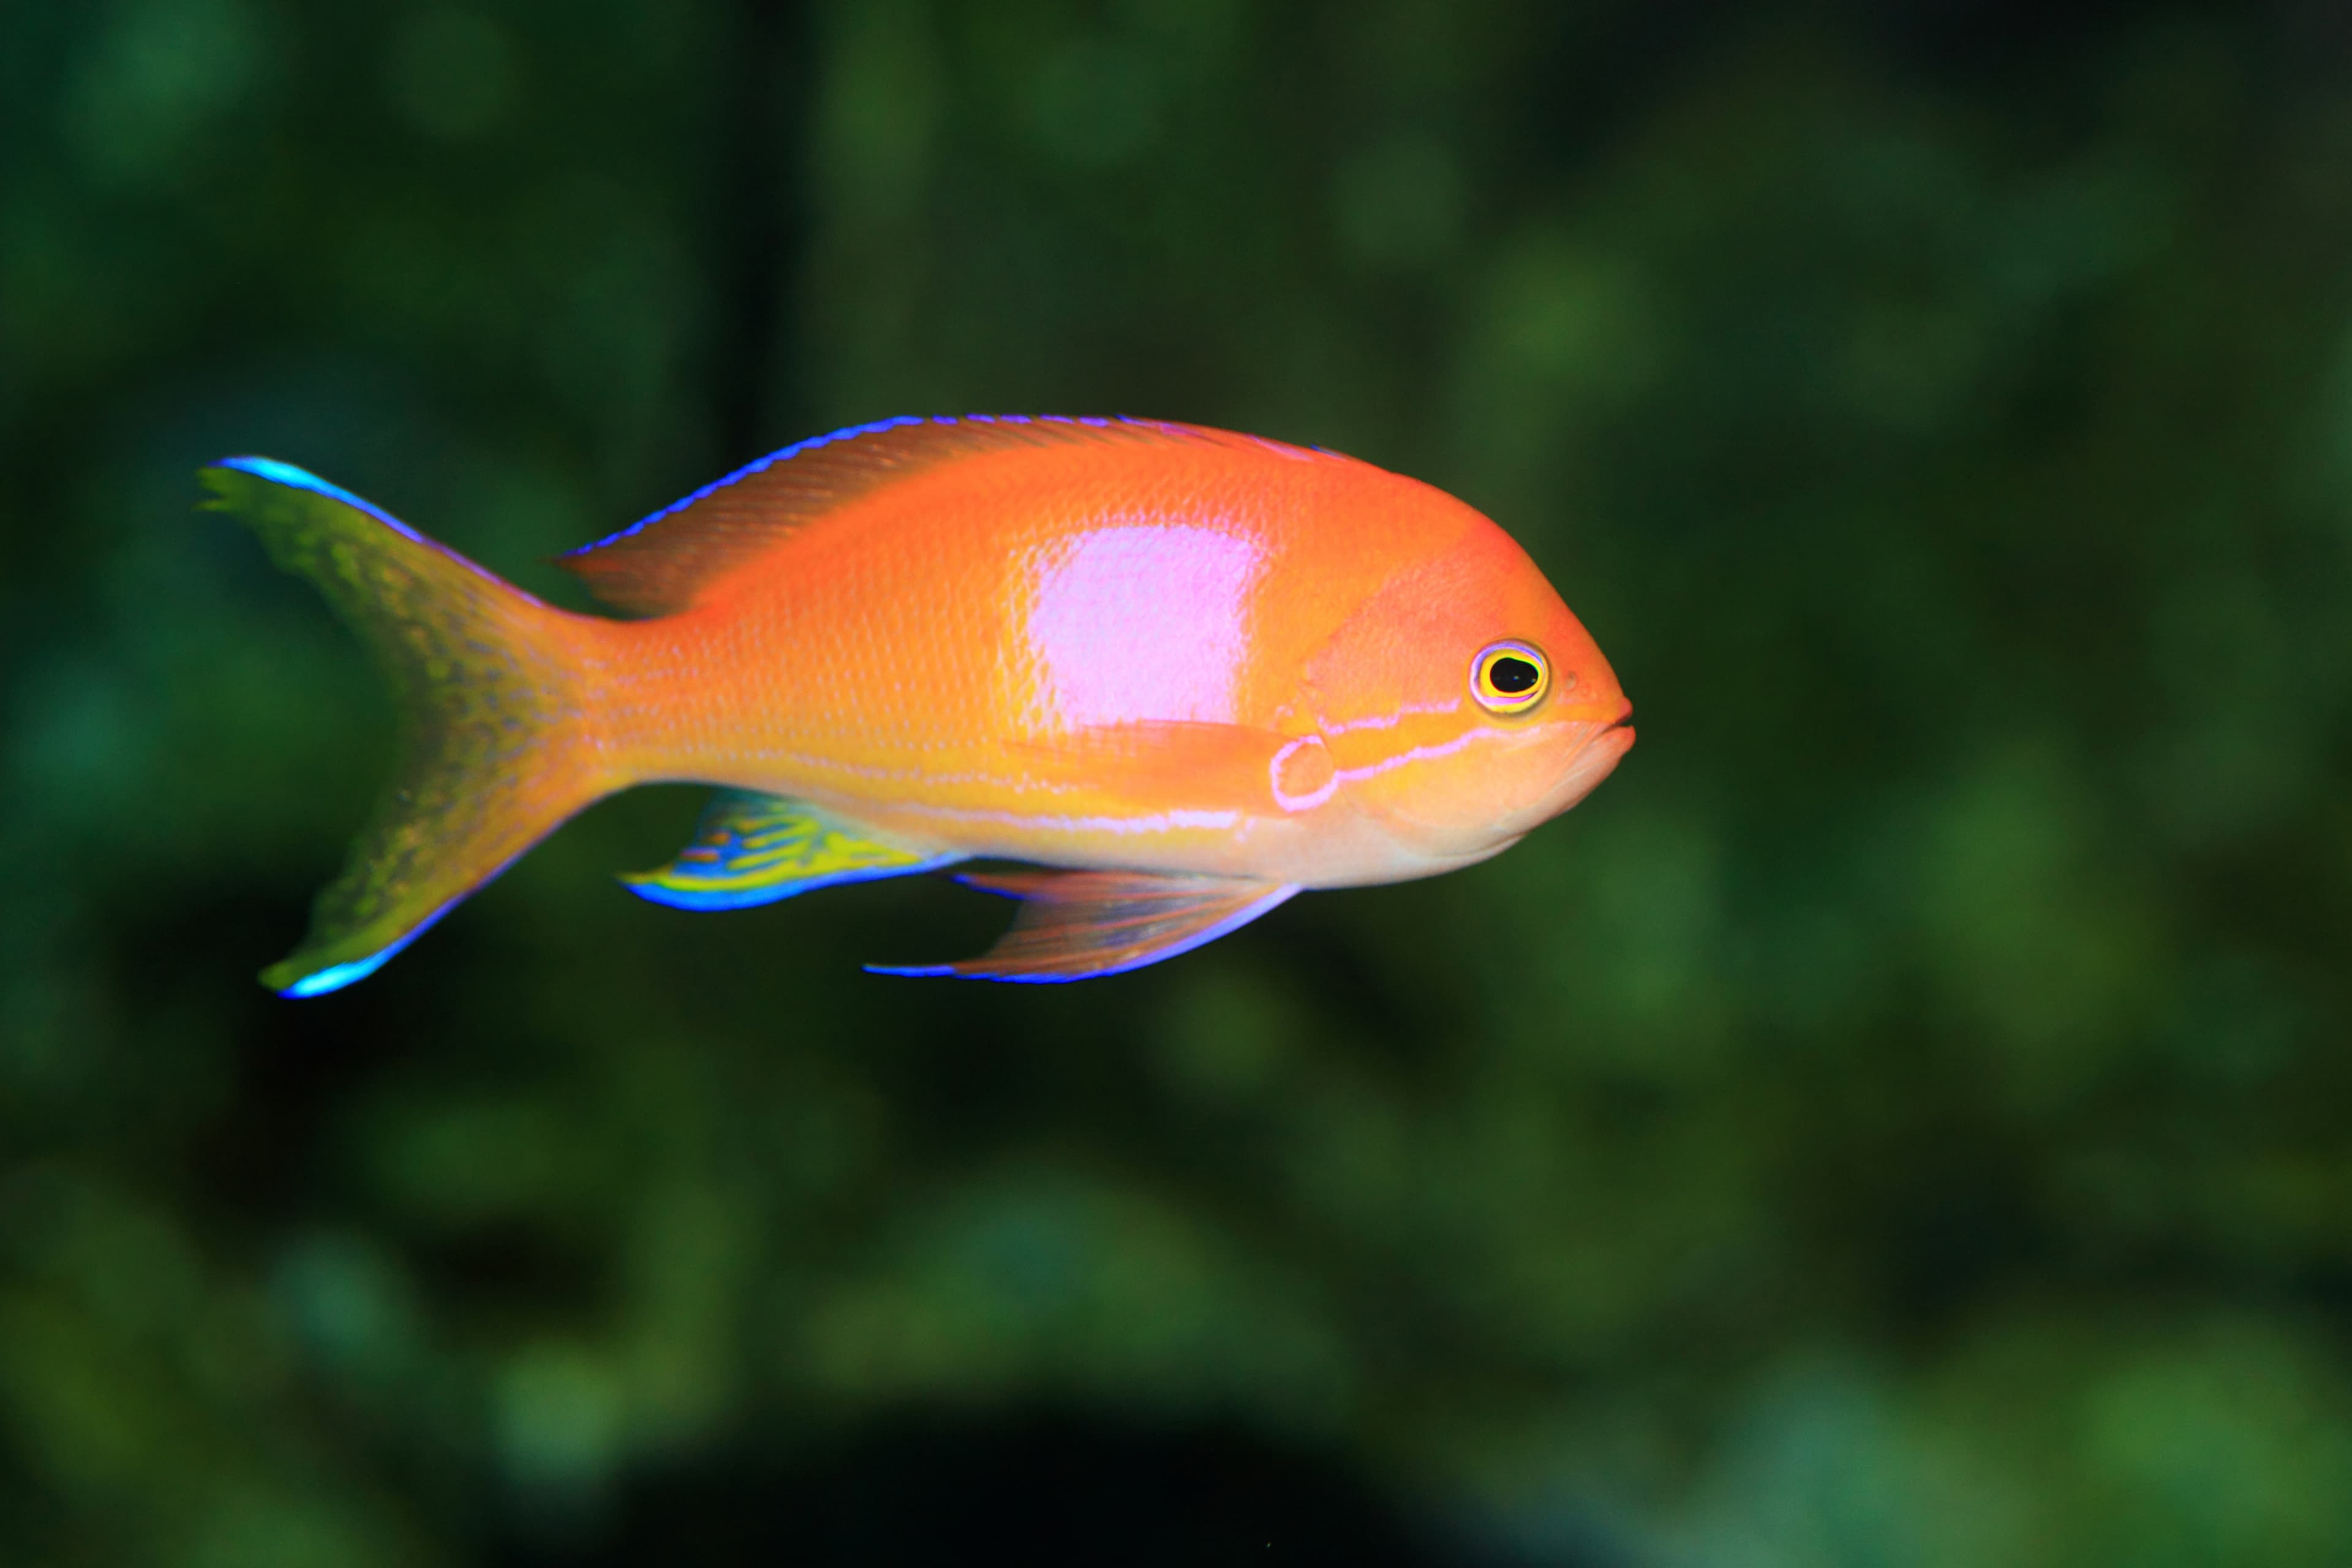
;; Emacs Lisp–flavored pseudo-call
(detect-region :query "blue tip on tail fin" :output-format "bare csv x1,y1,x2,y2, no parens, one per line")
204,459,609,995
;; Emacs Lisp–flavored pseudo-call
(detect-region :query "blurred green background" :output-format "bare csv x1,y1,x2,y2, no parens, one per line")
8,0,2352,1562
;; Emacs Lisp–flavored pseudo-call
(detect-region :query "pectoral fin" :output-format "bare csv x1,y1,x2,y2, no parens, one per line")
1000,720,1295,813
868,869,1297,983
625,791,962,910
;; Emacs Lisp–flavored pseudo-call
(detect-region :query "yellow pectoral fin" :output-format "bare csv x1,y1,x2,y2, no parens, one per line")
625,791,962,910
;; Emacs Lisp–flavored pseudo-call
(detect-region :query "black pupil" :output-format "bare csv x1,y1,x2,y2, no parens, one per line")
1488,657,1540,695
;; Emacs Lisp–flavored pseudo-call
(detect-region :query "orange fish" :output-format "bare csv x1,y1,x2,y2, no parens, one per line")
205,416,1632,993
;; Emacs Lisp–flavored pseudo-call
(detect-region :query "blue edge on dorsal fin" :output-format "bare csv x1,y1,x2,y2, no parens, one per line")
562,413,1136,560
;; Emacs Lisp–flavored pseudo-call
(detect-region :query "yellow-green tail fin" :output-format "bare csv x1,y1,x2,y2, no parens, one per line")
204,458,605,996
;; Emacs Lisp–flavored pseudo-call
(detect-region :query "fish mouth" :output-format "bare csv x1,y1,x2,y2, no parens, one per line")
1541,711,1634,813
1349,705,1634,859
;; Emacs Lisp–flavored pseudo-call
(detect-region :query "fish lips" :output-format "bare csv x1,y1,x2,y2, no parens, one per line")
1347,704,1635,861
1532,710,1635,821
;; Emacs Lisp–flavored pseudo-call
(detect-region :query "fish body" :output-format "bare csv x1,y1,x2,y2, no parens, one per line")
206,416,1632,993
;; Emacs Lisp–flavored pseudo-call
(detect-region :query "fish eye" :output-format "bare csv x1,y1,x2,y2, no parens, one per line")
1471,640,1550,715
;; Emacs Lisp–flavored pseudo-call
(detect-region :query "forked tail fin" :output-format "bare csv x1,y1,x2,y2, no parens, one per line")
203,459,609,995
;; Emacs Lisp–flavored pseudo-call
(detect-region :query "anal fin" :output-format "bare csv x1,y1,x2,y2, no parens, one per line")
868,869,1297,983
626,791,962,910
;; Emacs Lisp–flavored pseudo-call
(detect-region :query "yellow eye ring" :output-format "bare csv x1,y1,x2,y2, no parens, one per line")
1471,640,1550,715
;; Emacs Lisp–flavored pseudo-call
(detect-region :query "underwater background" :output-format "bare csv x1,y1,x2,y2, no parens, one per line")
8,0,2352,1562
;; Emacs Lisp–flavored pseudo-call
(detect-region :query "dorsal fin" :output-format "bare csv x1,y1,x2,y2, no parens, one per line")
561,415,1288,617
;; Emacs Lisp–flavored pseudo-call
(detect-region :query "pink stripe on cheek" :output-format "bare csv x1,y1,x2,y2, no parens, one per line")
1333,726,1487,785
1270,734,1337,811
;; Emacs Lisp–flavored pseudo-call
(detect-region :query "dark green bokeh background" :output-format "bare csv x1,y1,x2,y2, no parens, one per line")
9,1,2352,1561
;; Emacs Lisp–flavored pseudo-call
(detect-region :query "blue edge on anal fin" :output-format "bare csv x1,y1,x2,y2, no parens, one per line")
864,884,1301,984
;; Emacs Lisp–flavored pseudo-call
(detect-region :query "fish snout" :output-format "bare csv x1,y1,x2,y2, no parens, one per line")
1535,710,1634,821
1343,705,1633,862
